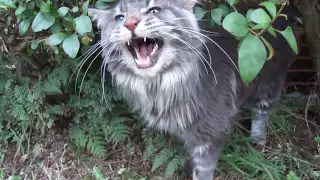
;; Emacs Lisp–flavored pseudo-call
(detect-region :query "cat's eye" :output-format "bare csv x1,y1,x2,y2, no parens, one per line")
147,7,161,14
115,14,124,21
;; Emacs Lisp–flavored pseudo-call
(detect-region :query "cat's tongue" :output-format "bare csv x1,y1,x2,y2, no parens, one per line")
138,43,153,60
136,43,153,68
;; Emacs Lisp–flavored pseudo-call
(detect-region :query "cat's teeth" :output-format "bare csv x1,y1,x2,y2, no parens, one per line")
127,41,130,46
144,37,146,42
147,56,150,62
151,43,158,56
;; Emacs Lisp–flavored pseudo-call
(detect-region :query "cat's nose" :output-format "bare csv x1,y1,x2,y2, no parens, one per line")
125,20,140,32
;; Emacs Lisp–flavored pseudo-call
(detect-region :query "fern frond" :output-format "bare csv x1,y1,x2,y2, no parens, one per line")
165,154,186,177
144,137,157,161
69,127,88,148
151,148,177,172
48,105,64,116
87,136,106,158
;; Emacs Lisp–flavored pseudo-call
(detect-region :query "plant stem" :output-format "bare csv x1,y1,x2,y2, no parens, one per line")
255,0,288,36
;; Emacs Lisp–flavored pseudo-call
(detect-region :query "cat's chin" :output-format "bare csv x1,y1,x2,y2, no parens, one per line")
126,37,164,69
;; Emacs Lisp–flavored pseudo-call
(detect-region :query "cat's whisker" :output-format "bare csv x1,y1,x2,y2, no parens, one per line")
70,43,103,92
158,20,236,72
162,32,208,73
78,50,108,97
167,26,213,68
160,16,217,23
76,40,112,96
73,42,109,88
69,38,110,86
156,19,220,35
167,32,217,84
159,28,213,71
171,25,220,36
173,27,239,74
162,32,217,84
68,41,102,83
101,44,118,108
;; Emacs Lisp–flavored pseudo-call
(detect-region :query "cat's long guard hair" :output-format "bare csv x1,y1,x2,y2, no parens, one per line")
88,0,300,179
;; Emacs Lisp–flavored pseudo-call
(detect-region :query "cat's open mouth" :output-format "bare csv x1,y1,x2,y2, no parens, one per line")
126,37,164,69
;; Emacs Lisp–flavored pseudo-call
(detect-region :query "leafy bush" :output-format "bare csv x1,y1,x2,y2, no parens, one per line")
0,0,300,178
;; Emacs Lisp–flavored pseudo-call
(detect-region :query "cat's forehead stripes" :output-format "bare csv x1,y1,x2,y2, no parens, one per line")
116,0,168,13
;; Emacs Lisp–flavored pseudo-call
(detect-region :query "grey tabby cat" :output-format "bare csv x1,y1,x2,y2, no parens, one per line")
88,0,299,179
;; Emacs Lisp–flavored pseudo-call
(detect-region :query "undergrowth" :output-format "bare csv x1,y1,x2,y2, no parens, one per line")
0,0,319,179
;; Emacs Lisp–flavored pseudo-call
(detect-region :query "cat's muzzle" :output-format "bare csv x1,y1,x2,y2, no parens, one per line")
126,37,164,69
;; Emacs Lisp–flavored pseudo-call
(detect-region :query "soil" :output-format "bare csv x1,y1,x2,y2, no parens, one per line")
1,96,319,180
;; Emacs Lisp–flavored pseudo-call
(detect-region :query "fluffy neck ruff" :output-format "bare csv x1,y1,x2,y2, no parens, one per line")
110,57,203,132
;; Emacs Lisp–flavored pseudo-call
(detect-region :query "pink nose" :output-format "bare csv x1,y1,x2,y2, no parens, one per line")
125,21,139,32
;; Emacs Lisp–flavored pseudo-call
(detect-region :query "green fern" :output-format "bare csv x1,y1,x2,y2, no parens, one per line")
69,127,88,148
87,136,106,158
165,154,186,177
1,38,184,179
141,129,187,177
151,148,177,172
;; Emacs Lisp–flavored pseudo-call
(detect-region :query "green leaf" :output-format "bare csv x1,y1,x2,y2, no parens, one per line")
287,171,300,180
251,23,269,30
269,0,277,4
194,7,205,20
15,6,26,16
238,34,267,84
32,12,55,32
0,0,16,8
211,7,228,25
82,0,90,15
314,136,320,143
227,0,239,6
250,8,272,24
151,148,176,172
57,7,69,17
20,9,34,19
92,166,105,180
31,41,38,50
26,1,35,9
267,27,277,37
48,33,67,46
51,45,59,54
74,15,93,36
94,1,111,9
277,26,298,54
218,4,230,14
246,9,254,22
222,12,249,37
63,34,80,58
50,22,61,33
40,1,51,13
63,14,74,22
260,1,277,18
72,6,79,13
19,19,31,36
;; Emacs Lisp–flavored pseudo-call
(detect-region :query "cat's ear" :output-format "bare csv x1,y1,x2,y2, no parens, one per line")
176,0,199,12
88,8,110,29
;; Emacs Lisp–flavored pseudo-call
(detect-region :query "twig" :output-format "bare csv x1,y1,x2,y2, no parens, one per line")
228,0,289,37
255,1,288,36
0,35,8,52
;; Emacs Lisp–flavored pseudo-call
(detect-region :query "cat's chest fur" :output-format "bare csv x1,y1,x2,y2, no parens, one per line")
112,55,240,133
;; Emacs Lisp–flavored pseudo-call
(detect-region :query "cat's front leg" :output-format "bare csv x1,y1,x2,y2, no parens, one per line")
190,138,225,180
